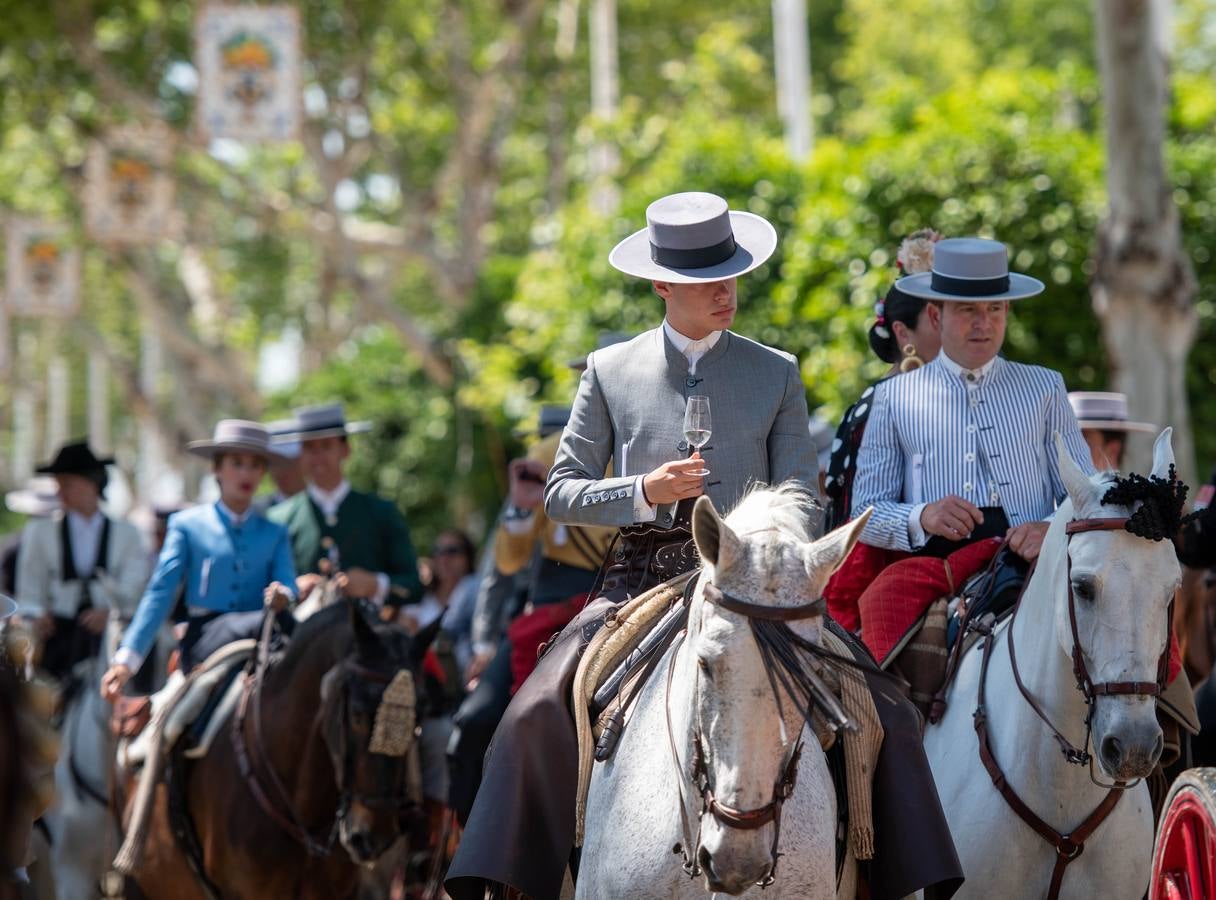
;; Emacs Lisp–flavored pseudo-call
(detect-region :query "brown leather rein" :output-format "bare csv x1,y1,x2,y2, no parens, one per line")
230,612,410,857
666,577,826,887
973,515,1171,900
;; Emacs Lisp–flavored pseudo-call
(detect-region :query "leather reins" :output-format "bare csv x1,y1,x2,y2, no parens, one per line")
231,612,411,857
973,515,1171,900
665,577,826,887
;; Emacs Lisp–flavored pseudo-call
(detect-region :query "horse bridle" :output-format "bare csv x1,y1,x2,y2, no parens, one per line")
231,615,416,858
973,515,1172,900
666,577,827,887
1004,516,1170,771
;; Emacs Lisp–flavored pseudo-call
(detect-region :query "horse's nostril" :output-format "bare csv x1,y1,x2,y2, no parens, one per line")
1101,735,1123,768
697,845,715,882
1152,732,1165,763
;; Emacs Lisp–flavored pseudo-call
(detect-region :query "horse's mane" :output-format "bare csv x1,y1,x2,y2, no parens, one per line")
270,601,368,682
723,482,819,543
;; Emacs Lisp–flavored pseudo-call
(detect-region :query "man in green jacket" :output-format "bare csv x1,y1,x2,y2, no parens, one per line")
268,404,422,608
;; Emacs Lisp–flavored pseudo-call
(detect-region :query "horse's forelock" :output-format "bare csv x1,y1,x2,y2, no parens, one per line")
722,482,818,544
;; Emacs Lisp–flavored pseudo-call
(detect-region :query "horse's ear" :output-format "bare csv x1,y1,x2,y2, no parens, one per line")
806,508,871,579
1055,431,1095,511
1150,427,1175,480
692,495,742,571
349,601,384,659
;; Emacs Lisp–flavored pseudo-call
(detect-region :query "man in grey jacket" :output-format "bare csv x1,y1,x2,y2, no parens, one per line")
448,193,961,900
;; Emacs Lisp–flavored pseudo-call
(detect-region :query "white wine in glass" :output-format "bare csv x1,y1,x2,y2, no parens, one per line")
683,396,711,476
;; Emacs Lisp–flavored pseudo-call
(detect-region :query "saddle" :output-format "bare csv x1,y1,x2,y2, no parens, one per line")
112,640,257,876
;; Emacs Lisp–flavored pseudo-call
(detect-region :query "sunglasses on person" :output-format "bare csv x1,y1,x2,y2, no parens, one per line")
433,545,467,557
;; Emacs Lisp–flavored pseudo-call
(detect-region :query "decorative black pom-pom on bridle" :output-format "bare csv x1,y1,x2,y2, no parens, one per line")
1100,464,1191,541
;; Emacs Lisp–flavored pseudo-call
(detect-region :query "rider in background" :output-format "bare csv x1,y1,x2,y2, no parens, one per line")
1068,391,1157,471
15,441,149,687
851,237,1094,563
267,403,423,611
100,421,295,701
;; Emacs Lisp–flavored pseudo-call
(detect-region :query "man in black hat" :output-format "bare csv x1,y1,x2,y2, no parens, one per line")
268,403,423,608
15,441,148,683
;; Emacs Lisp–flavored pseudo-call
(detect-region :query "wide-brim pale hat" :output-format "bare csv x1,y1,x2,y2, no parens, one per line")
262,418,302,460
896,237,1044,302
269,403,373,443
187,420,287,462
5,476,62,517
0,594,14,619
1068,392,1156,433
608,192,777,284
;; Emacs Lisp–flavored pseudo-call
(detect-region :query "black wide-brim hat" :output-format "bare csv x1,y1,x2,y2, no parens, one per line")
35,441,114,476
608,192,777,284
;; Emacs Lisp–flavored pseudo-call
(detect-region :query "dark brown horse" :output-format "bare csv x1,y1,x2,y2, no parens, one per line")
123,601,425,899
1177,565,1216,685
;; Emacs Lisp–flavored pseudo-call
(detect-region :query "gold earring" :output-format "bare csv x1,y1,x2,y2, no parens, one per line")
899,343,924,373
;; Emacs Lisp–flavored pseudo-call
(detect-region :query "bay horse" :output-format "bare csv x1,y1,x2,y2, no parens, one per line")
123,600,425,899
923,430,1181,899
578,486,869,898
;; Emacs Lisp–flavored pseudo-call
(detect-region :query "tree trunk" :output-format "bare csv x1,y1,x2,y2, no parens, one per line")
1092,0,1197,483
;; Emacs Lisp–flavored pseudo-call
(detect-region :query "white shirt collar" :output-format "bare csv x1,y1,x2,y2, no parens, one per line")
308,480,351,519
66,509,104,531
662,320,722,373
216,501,252,527
938,351,997,384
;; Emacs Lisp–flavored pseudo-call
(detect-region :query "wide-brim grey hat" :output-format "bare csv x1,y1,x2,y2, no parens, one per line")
270,403,373,443
187,419,287,462
1068,392,1156,433
608,192,777,284
262,418,302,460
896,237,1044,302
0,594,14,619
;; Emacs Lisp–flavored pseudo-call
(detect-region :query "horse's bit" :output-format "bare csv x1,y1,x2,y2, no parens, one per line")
973,515,1171,900
665,578,827,888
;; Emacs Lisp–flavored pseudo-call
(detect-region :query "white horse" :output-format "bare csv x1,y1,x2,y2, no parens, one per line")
44,642,119,898
923,430,1181,899
578,486,869,899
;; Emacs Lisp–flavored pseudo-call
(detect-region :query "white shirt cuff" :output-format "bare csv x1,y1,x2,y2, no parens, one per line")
503,514,535,535
373,573,390,606
473,640,496,657
113,646,144,673
908,503,929,549
632,475,658,523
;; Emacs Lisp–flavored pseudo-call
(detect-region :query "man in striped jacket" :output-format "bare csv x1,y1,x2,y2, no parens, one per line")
851,238,1094,563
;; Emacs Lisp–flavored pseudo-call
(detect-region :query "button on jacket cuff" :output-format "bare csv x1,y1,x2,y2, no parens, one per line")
632,475,658,523
908,503,929,549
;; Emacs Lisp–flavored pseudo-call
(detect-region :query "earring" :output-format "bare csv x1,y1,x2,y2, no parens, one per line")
899,343,924,373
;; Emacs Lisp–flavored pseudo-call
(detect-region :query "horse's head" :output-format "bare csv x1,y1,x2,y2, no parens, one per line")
318,602,423,865
1054,429,1181,782
686,487,868,893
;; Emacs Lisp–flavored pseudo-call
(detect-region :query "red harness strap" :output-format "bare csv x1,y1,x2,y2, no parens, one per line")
973,630,1123,900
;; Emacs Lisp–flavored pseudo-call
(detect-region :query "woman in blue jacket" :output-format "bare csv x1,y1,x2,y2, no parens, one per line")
101,420,296,700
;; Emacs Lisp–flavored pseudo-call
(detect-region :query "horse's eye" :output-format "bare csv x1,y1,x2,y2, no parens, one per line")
697,656,714,681
1073,578,1096,602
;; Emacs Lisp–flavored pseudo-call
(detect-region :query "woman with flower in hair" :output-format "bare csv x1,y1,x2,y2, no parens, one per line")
823,229,943,533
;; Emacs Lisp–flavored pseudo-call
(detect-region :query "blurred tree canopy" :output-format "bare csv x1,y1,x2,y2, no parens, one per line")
0,0,1213,548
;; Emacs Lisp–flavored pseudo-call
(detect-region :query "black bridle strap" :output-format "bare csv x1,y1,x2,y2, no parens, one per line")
704,584,826,622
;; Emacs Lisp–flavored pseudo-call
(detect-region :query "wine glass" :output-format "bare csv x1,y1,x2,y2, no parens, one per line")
683,396,712,476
